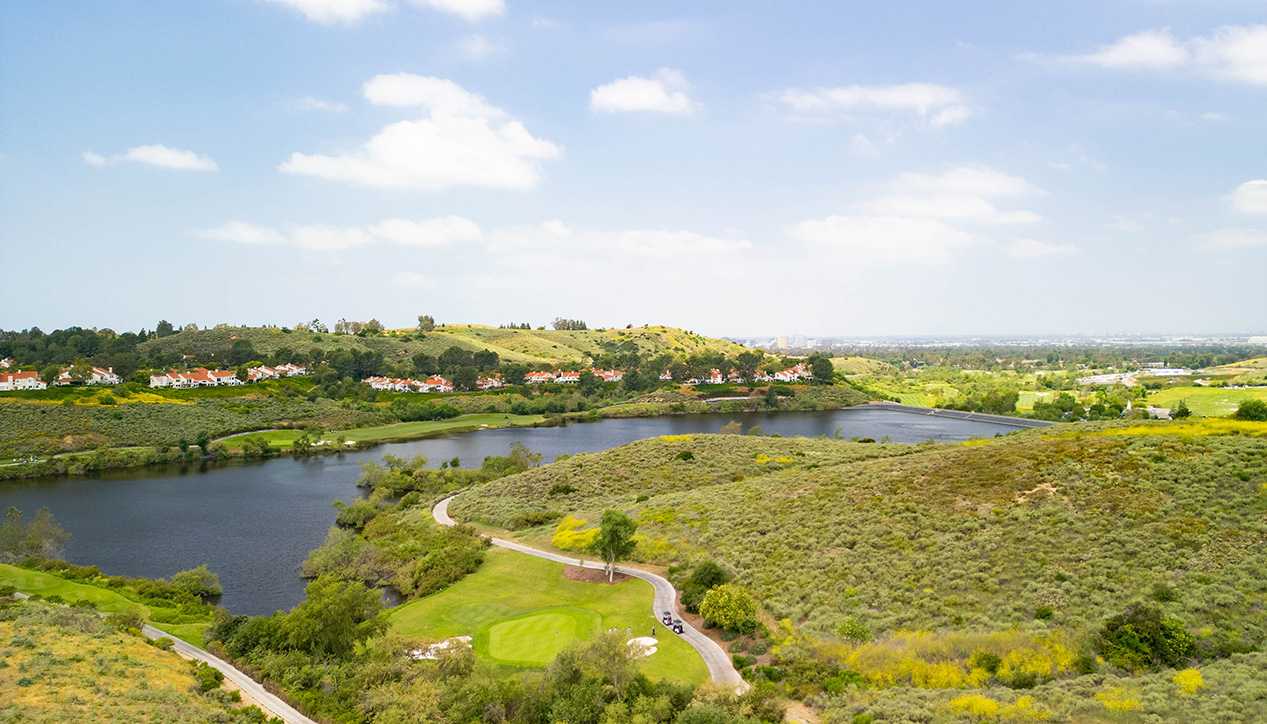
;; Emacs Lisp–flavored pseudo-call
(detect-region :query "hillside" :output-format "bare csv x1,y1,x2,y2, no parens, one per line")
450,421,1267,722
0,600,271,723
137,323,749,365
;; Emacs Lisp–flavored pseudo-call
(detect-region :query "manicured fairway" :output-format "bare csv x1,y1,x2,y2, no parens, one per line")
336,413,546,442
0,564,210,646
487,608,599,666
1145,386,1267,417
0,564,146,615
388,548,709,684
1016,391,1053,410
226,413,547,450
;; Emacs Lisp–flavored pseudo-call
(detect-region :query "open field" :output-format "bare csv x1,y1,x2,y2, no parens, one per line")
1145,385,1267,417
223,413,545,450
388,547,709,684
0,564,210,646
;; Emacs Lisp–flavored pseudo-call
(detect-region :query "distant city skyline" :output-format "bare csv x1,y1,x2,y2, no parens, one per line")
3,2,1266,335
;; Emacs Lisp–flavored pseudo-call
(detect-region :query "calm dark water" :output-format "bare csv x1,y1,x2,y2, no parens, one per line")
0,408,1022,615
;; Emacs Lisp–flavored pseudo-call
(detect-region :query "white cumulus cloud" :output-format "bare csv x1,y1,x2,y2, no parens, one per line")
589,69,696,115
1060,25,1267,84
258,0,390,25
83,144,218,171
279,74,560,191
1003,239,1079,258
1231,180,1267,213
773,82,974,126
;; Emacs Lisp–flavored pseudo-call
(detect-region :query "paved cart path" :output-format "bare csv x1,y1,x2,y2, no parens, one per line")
433,496,745,688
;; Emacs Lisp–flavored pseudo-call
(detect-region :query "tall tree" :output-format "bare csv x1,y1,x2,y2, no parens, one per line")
417,315,436,332
155,319,175,338
590,510,637,583
281,574,388,657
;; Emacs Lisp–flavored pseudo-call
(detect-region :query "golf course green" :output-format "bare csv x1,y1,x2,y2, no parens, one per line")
388,548,709,684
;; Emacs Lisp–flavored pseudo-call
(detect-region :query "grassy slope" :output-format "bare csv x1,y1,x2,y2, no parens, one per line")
0,602,245,724
0,565,209,646
449,423,1267,722
137,324,749,365
388,548,709,685
454,425,1267,640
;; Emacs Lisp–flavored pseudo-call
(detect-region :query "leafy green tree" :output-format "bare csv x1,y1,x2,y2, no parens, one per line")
40,365,60,385
452,366,478,391
699,583,759,634
1094,603,1194,671
170,564,222,597
281,574,388,657
0,507,71,560
417,315,436,332
411,352,437,376
69,360,93,384
156,320,175,338
1171,399,1192,419
590,510,638,582
809,355,835,385
578,370,602,397
227,340,257,366
1233,398,1267,421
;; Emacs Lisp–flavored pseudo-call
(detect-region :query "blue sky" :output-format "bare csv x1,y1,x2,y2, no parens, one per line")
2,1,1265,337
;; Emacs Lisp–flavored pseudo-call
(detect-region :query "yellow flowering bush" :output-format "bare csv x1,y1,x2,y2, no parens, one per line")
1173,668,1204,694
551,515,598,551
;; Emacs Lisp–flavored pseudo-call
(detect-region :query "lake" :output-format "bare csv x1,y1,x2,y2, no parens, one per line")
0,407,1030,615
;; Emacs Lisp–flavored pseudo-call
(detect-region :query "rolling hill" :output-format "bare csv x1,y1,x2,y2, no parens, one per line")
137,324,750,365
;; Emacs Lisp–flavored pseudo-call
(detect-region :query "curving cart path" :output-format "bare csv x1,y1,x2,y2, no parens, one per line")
433,496,745,689
13,592,316,724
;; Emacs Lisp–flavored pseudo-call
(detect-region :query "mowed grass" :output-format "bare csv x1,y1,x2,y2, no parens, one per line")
0,564,209,646
1145,386,1267,416
1016,391,1053,410
388,548,709,684
337,413,546,443
225,413,547,450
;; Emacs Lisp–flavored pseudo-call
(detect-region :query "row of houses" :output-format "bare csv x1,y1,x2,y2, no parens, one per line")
56,366,122,386
246,363,307,382
681,363,813,385
150,368,243,388
524,368,626,384
0,365,122,391
362,373,504,394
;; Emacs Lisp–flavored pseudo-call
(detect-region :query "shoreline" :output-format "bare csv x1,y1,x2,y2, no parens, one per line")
0,396,1051,482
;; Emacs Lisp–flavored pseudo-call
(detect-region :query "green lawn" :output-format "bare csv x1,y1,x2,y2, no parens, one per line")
0,563,209,647
225,413,548,450
1016,391,1053,410
388,548,709,684
1145,386,1267,417
335,413,546,443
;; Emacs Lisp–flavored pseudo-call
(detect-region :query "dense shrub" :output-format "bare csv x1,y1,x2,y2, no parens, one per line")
1094,603,1195,671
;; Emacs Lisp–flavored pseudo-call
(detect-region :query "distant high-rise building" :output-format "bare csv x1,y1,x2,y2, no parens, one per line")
776,336,788,349
792,334,807,348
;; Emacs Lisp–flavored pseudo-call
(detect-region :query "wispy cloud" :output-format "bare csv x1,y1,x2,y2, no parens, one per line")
772,82,975,127
296,96,349,112
83,144,218,171
1003,239,1078,259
